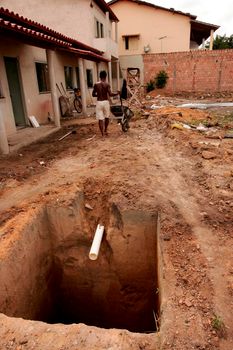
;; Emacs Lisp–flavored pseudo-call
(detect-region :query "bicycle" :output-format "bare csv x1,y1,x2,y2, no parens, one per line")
57,83,82,117
73,88,82,113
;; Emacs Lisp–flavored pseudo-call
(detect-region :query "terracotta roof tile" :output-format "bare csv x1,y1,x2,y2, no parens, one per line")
0,7,102,55
0,7,109,62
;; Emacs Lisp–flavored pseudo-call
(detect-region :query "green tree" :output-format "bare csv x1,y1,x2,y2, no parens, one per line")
206,34,233,49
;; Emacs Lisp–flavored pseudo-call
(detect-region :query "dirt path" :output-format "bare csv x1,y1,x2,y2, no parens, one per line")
0,118,232,349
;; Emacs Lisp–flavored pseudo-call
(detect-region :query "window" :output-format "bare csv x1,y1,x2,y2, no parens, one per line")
124,35,140,51
95,19,104,38
35,62,50,93
125,36,129,50
64,66,73,90
100,23,104,38
86,69,93,88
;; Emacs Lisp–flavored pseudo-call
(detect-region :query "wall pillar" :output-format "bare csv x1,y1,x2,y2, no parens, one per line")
105,11,109,38
108,61,112,89
202,38,205,49
96,62,100,81
78,58,87,115
105,10,113,89
209,29,214,50
46,49,60,128
0,105,9,154
116,60,120,90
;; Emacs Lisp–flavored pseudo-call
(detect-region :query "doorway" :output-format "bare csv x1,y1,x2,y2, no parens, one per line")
4,57,26,127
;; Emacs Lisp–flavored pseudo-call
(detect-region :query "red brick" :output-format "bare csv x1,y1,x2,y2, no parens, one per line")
143,49,233,93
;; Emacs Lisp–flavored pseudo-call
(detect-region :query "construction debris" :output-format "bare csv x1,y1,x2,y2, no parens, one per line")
202,151,217,159
224,130,233,138
178,102,233,109
171,123,183,130
126,68,144,109
29,116,40,128
85,203,93,210
86,135,96,141
58,130,77,141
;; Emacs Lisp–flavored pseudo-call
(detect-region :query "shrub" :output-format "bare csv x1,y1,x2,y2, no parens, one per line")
146,79,155,92
155,70,169,89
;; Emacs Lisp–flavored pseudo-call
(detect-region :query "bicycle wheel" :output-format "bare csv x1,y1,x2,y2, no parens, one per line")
74,97,82,113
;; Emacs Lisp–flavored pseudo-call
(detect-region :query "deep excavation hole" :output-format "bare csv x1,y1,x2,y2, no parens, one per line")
0,190,160,333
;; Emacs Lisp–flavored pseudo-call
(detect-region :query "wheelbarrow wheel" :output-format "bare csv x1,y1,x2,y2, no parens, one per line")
121,119,129,132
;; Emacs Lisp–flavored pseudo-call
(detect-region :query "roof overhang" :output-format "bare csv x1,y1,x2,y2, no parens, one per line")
0,19,72,51
94,0,119,21
190,19,220,45
62,47,109,62
0,7,107,62
108,0,196,19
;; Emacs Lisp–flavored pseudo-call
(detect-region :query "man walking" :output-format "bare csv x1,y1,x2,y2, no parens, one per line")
92,70,119,136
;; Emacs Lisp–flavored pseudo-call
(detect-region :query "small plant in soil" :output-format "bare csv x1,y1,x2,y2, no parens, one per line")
155,70,169,89
146,79,155,92
219,113,233,127
211,314,226,338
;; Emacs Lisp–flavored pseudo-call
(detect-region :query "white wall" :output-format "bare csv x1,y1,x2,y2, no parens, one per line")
0,0,116,134
1,0,113,51
0,36,109,134
119,55,144,84
110,1,191,55
0,38,53,133
0,55,16,134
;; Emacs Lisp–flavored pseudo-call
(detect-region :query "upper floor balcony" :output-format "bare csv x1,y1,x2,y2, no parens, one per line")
93,37,118,59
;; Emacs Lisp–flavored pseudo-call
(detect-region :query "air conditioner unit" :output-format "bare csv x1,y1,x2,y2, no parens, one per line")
144,45,150,53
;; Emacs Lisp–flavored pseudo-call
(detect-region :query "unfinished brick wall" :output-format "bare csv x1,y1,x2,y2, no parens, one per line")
143,49,233,93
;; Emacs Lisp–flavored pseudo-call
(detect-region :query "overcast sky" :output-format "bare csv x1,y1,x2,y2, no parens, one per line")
108,0,233,36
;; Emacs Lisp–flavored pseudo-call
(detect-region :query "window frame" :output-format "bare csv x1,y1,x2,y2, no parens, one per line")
100,23,104,38
86,69,93,88
125,36,129,50
124,35,140,51
95,19,100,38
35,61,50,94
95,18,104,38
64,66,73,90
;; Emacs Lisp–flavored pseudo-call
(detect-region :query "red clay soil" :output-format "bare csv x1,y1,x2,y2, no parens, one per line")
0,101,233,350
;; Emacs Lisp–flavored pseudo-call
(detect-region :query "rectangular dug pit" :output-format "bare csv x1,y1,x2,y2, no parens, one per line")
0,197,159,333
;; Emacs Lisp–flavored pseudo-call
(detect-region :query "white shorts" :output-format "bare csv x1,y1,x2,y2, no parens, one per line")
96,100,110,120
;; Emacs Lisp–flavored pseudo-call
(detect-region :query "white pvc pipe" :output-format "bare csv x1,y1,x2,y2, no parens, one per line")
89,224,104,260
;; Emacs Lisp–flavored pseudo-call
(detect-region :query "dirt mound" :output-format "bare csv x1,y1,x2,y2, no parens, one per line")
151,107,211,123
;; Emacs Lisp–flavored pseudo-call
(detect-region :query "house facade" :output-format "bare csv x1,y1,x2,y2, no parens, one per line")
0,1,119,154
109,0,219,83
0,0,119,86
